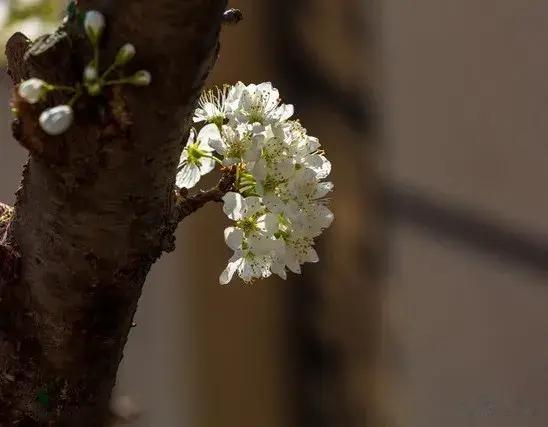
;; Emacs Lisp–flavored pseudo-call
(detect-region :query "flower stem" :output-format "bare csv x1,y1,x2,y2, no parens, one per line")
53,85,78,93
102,78,132,86
68,87,83,107
94,46,99,70
101,63,118,81
203,154,224,165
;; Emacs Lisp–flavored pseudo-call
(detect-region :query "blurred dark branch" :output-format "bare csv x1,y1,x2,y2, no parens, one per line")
270,0,371,134
270,1,378,426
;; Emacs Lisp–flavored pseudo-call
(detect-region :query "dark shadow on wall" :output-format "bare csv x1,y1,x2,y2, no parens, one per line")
266,1,384,426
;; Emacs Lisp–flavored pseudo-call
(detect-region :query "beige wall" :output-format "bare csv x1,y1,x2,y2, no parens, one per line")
381,1,548,426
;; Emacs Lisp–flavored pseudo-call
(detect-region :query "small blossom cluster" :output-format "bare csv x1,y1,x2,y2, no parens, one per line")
15,10,151,136
176,82,334,284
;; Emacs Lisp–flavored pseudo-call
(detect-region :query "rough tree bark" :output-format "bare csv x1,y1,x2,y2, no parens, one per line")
0,0,229,425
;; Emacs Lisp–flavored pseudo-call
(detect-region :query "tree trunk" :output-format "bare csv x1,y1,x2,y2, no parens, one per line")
0,0,227,424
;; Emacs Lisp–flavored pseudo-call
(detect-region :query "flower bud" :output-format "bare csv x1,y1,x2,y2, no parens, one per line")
18,78,48,104
84,10,105,44
83,64,98,82
87,82,102,96
115,43,136,66
39,105,74,136
130,70,151,86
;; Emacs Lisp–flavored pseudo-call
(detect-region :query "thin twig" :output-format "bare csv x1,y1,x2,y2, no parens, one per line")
175,168,236,222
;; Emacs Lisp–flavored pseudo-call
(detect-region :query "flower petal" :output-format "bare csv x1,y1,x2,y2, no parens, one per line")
276,104,294,122
263,194,285,214
258,213,279,235
197,123,220,152
176,164,201,189
314,182,334,199
244,196,263,217
285,252,302,274
224,227,244,251
222,192,245,220
208,137,226,155
200,157,216,175
271,260,287,280
220,252,243,285
305,247,319,263
305,154,331,179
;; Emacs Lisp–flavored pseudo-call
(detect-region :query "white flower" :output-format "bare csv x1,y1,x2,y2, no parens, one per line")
193,85,242,125
279,231,319,275
285,170,334,235
175,124,218,189
84,10,105,43
220,192,284,284
39,105,74,136
251,121,331,197
222,193,280,244
286,235,318,271
291,202,334,238
208,123,261,166
18,78,48,104
221,232,284,284
222,192,263,221
233,82,294,125
220,249,274,284
288,168,333,203
259,168,334,237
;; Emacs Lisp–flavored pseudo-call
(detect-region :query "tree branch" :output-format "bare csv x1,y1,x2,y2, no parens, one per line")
0,0,227,425
175,168,236,222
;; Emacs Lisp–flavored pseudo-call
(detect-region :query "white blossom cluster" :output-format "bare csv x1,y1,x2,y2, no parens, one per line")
176,82,334,284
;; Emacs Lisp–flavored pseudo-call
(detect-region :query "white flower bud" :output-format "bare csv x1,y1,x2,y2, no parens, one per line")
115,43,136,66
84,10,105,44
18,78,48,104
130,70,151,86
83,64,98,82
39,105,74,136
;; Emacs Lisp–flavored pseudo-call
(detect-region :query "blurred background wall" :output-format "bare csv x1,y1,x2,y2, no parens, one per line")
381,1,548,426
2,1,548,426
